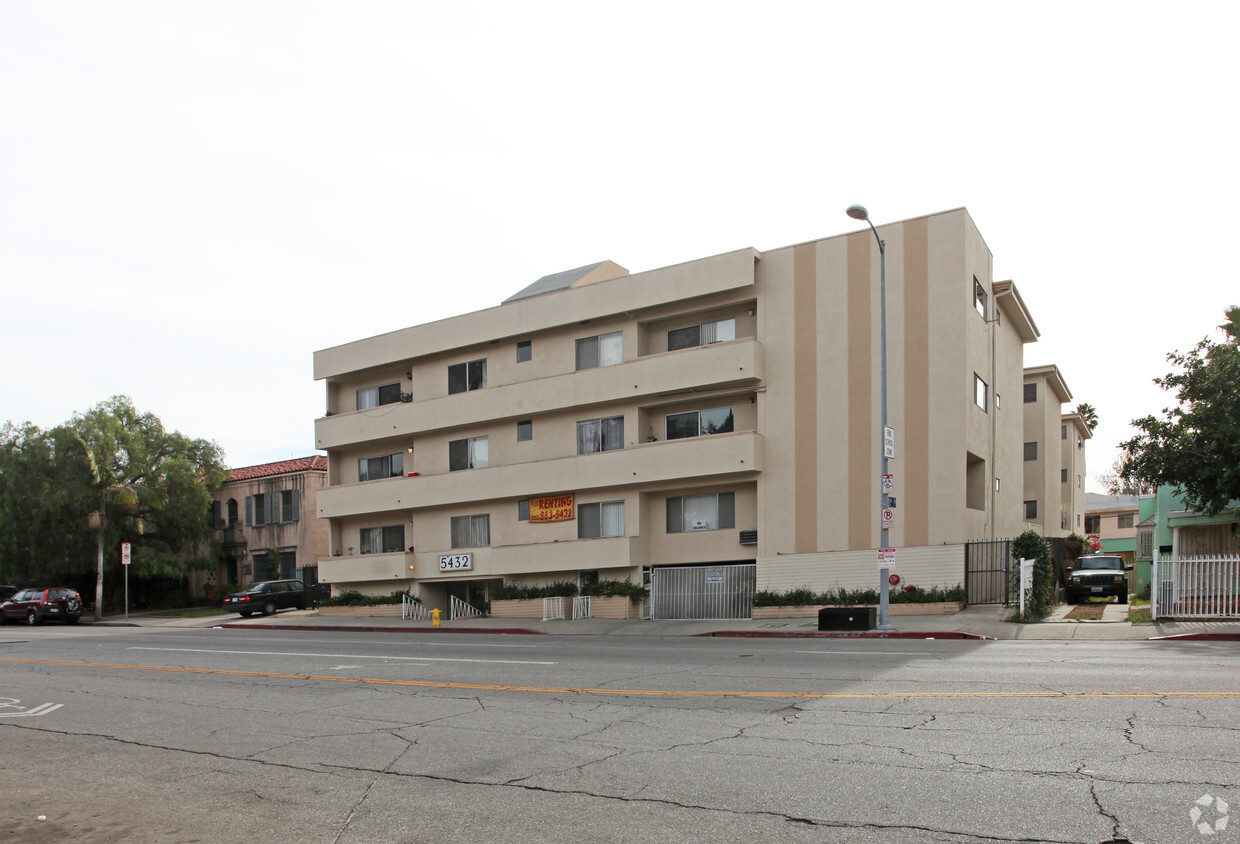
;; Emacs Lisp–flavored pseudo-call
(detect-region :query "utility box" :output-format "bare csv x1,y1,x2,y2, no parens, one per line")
817,607,876,631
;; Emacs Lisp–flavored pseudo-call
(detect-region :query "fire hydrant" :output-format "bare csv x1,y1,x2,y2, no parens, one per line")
431,608,441,627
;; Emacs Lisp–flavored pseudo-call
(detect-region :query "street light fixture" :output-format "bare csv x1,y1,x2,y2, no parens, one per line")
846,204,893,630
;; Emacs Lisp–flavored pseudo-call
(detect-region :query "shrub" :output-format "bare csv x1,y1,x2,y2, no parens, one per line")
1012,529,1054,621
581,578,648,605
490,581,578,601
753,584,964,607
318,589,409,607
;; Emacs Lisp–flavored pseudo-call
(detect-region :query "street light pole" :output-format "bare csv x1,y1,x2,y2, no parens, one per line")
846,204,893,630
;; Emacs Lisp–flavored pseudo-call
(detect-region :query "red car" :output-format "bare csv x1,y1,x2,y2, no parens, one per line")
0,588,84,625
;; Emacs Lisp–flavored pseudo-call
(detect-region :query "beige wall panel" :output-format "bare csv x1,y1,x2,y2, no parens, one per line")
756,544,966,593
793,242,818,553
814,238,851,550
846,231,874,549
902,217,931,547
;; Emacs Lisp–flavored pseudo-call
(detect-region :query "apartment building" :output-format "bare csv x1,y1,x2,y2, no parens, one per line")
199,456,330,593
313,208,1049,610
1021,366,1090,537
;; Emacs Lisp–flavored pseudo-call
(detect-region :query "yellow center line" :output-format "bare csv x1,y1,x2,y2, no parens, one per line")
3,657,1239,699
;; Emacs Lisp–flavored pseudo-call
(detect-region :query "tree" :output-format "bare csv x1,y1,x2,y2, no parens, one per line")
1075,403,1098,433
1097,450,1154,496
1122,308,1240,516
0,397,228,615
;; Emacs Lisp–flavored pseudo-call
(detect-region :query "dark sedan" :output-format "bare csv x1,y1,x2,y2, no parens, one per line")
222,580,307,617
1066,555,1132,604
1,588,84,625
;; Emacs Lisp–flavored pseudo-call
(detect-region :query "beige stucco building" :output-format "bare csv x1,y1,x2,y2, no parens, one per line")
1021,366,1091,537
313,208,1066,609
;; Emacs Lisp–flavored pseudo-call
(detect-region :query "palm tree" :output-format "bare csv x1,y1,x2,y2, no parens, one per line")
1075,403,1098,433
1221,305,1240,342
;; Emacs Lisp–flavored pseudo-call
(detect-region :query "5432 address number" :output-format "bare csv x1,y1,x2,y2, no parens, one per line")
439,554,472,571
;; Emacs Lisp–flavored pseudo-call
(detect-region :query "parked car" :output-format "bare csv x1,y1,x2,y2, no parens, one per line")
222,580,307,616
0,588,84,625
1065,555,1132,604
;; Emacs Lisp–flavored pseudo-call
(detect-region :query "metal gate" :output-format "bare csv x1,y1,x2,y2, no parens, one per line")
965,539,1012,605
1152,554,1240,619
649,563,756,620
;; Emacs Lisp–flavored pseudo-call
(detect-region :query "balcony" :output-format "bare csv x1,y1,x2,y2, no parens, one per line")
316,431,763,519
316,338,763,451
319,551,413,584
401,536,638,581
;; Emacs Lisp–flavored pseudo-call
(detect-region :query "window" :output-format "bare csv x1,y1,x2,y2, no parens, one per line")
1061,469,1068,483
1061,511,1070,530
666,492,735,533
973,374,988,411
1118,514,1135,529
359,452,403,481
996,393,1001,409
516,340,531,363
577,416,624,454
1138,529,1154,560
668,317,736,351
578,501,625,538
227,498,239,525
451,514,490,548
360,525,405,554
1024,500,1038,520
1023,383,1037,403
518,500,530,521
665,406,734,439
973,276,987,318
448,359,487,394
248,491,297,526
1061,424,1067,440
449,436,489,471
575,331,622,370
1024,442,1038,461
516,420,532,442
357,382,401,410
1085,515,1100,533
995,478,1001,492
1077,474,1082,488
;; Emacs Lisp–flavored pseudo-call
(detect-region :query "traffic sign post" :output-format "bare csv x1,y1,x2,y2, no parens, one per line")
121,542,131,622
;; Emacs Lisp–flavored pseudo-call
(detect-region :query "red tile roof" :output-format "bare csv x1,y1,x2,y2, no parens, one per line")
227,456,327,482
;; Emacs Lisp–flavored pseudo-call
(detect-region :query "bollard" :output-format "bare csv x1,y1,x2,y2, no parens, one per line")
431,608,441,627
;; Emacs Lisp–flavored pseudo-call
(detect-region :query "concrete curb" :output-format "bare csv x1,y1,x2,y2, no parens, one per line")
704,630,993,640
217,622,545,635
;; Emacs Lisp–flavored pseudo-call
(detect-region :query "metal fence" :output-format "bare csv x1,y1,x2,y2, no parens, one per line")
965,539,1013,605
1152,554,1240,620
401,594,430,620
450,595,485,621
542,596,565,621
572,596,591,619
649,563,756,620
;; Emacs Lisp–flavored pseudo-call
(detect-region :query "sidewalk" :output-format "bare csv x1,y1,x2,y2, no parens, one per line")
98,603,1240,641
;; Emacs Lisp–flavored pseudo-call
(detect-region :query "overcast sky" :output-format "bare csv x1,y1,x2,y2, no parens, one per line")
2,2,1236,491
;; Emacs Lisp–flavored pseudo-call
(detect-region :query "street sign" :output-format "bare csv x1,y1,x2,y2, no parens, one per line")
881,508,895,529
878,548,896,569
882,473,893,494
121,542,131,566
883,426,895,459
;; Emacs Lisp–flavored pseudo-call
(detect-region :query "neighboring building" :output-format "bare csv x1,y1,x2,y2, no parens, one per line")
1060,412,1091,534
197,456,330,594
1131,487,1240,595
1085,492,1140,561
1021,366,1090,537
312,208,1061,610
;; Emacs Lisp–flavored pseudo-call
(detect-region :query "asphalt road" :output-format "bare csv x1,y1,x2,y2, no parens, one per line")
2,624,1238,843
